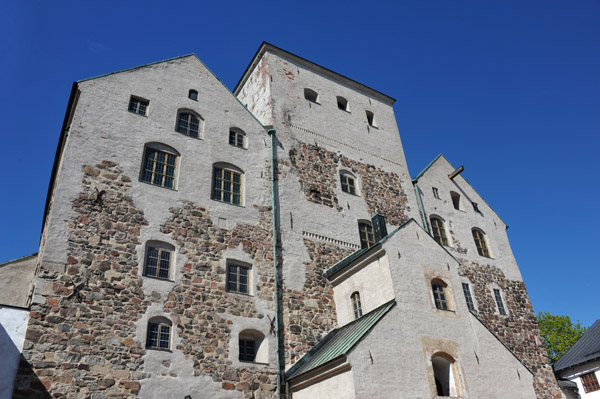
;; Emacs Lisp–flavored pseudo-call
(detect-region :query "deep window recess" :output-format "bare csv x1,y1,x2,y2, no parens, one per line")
304,88,319,103
176,112,200,138
227,263,249,294
432,354,460,397
358,221,375,249
432,281,449,311
144,245,172,280
493,289,507,315
472,229,490,257
462,283,476,312
472,202,480,212
340,173,356,195
430,217,449,246
229,129,245,148
432,187,440,199
581,372,600,393
450,191,461,210
337,96,349,111
239,338,256,362
128,97,148,116
188,89,198,100
366,110,377,127
147,318,171,350
141,147,177,189
351,292,363,319
212,166,242,205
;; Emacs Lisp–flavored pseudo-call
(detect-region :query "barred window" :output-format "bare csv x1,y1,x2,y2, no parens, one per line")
128,96,148,116
229,128,245,148
430,217,449,246
432,280,449,311
351,291,363,319
358,221,375,249
239,338,256,362
493,288,507,316
147,317,171,350
212,165,243,205
472,229,490,257
239,329,266,363
462,283,476,312
144,243,173,280
176,111,201,138
340,172,356,195
581,372,600,393
227,263,250,294
141,146,178,189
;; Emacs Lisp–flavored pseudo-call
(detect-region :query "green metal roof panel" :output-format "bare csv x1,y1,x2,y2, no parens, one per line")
285,299,396,381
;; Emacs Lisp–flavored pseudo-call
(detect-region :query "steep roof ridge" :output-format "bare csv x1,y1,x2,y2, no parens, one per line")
0,253,37,267
554,319,600,372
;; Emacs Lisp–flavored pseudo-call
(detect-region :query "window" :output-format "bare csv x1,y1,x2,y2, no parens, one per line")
176,111,202,138
304,88,319,103
188,89,198,100
337,96,349,111
140,145,178,189
472,202,480,212
472,229,490,257
462,283,476,312
581,372,600,393
432,187,440,199
147,317,172,350
366,110,377,127
238,329,266,363
340,172,357,195
128,96,148,116
212,165,243,205
351,292,363,320
144,242,174,280
229,128,245,148
358,221,375,249
227,262,250,294
493,288,507,315
450,191,461,210
432,280,449,311
430,217,449,246
432,354,461,397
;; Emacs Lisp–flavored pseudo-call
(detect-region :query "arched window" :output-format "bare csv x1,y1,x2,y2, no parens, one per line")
340,171,357,195
358,220,375,249
176,110,202,138
431,279,450,311
188,89,198,100
472,228,490,257
140,143,179,189
229,128,246,148
432,353,461,397
351,292,363,319
450,191,461,210
144,241,175,280
304,88,319,103
239,329,267,363
212,163,244,206
337,96,349,112
147,316,172,350
430,217,448,246
366,110,377,127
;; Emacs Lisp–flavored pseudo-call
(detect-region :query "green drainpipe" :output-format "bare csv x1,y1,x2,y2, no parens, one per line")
267,128,282,398
413,181,429,233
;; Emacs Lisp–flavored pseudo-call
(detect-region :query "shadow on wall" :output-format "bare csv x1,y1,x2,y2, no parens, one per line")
0,323,51,399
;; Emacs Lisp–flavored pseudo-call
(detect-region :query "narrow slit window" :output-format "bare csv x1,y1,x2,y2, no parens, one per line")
366,110,377,127
358,221,375,249
472,229,490,257
337,96,349,111
493,289,506,315
432,187,440,199
432,282,449,311
462,283,475,312
351,292,363,319
450,191,461,210
430,217,448,246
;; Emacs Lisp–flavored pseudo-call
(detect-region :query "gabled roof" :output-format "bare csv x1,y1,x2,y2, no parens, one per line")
554,319,600,372
233,42,395,105
285,299,396,381
326,218,459,280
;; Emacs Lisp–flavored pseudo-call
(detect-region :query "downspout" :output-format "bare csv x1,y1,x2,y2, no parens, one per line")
413,180,429,233
267,128,282,398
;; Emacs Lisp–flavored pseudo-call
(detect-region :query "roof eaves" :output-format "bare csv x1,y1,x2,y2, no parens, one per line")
554,320,600,372
233,42,395,104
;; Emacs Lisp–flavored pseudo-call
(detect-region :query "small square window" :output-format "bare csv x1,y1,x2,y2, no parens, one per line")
147,319,171,350
581,372,600,393
432,187,440,199
144,245,173,280
229,129,245,148
340,174,356,195
128,97,148,116
188,89,198,100
472,202,480,212
227,263,250,294
239,338,256,362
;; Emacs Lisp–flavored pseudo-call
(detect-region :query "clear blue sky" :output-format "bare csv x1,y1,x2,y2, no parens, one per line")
1,1,598,327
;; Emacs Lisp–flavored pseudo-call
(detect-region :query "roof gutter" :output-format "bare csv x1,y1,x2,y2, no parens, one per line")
412,180,429,233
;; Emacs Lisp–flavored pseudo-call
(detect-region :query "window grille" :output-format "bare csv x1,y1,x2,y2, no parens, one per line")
229,129,245,148
493,289,507,315
239,338,256,362
141,148,177,189
581,372,600,393
351,292,363,319
340,174,356,195
432,282,448,310
430,218,449,246
358,222,375,249
147,322,171,349
128,97,148,116
472,229,490,257
176,112,200,138
212,167,242,205
227,263,249,294
145,247,172,279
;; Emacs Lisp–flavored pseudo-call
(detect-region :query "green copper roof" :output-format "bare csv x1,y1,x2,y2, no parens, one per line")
285,299,396,381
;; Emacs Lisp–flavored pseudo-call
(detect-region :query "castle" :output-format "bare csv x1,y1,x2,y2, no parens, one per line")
0,42,564,398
